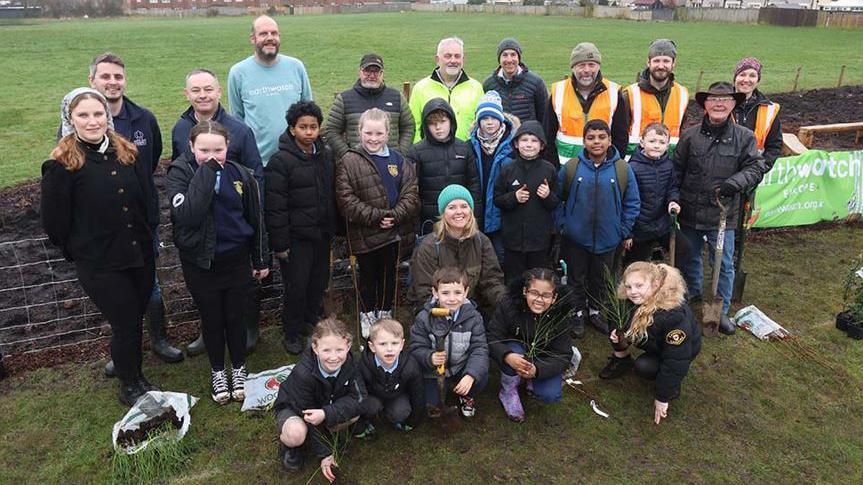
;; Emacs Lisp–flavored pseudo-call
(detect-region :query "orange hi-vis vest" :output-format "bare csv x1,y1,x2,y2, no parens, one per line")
551,77,620,164
753,102,780,152
625,82,689,154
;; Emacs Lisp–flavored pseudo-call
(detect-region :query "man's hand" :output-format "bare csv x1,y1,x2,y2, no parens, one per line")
321,455,338,482
718,182,736,197
302,409,326,426
654,400,669,424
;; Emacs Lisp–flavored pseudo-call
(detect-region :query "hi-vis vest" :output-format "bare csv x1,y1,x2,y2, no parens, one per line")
551,77,619,164
753,102,780,152
625,82,689,155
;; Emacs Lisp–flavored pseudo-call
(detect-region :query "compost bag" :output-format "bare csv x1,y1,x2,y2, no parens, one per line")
112,391,198,454
241,364,294,412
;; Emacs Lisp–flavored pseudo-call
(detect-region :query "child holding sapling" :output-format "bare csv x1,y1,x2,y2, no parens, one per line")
274,317,365,481
354,318,425,437
410,266,489,418
487,267,574,422
493,121,559,284
598,261,701,424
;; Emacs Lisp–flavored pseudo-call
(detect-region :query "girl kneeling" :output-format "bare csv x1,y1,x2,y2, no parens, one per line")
599,262,701,424
488,268,573,422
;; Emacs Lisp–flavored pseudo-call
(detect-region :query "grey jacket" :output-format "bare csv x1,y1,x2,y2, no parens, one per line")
409,299,489,381
672,118,767,230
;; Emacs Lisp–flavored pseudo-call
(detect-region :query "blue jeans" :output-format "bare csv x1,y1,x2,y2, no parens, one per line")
501,342,563,404
680,227,735,314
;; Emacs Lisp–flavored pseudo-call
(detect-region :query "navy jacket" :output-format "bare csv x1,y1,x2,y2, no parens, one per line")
171,103,264,190
557,146,640,254
629,147,679,242
358,348,426,428
633,304,702,403
482,63,548,124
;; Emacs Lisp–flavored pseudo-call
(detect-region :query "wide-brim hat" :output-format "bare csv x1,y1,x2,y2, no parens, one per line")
695,81,746,109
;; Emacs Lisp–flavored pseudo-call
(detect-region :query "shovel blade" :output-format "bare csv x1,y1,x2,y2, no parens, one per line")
702,298,723,337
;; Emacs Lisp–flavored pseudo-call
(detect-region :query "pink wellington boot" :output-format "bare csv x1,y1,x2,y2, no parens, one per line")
499,372,525,422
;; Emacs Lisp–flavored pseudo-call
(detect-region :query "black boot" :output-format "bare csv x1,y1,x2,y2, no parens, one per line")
135,374,160,394
119,379,145,407
187,333,206,356
279,443,303,472
719,314,736,335
147,299,184,363
105,359,115,378
570,313,586,340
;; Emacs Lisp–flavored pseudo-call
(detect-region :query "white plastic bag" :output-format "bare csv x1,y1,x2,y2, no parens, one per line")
241,364,294,412
112,391,198,454
733,305,789,340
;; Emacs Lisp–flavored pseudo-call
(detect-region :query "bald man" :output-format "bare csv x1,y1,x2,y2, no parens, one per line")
228,15,313,166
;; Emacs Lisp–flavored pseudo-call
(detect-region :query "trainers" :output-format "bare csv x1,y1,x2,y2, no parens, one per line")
211,369,231,405
459,396,476,418
279,443,303,472
598,355,634,380
353,422,376,439
394,422,413,432
231,365,247,402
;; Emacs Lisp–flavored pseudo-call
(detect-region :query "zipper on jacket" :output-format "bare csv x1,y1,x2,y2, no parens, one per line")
612,178,621,216
592,168,599,251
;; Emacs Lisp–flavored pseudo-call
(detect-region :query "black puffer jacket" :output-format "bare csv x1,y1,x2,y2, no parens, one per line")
629,147,679,242
406,98,482,226
482,63,548,124
631,304,702,403
274,347,366,458
673,118,767,230
264,132,337,252
493,122,559,252
357,348,425,428
166,154,268,270
487,281,573,380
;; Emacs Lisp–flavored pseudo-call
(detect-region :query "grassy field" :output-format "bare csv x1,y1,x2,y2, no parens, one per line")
1,225,862,483
2,13,863,187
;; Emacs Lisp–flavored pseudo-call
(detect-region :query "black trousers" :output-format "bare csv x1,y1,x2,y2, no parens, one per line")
503,248,551,285
623,231,692,269
76,259,155,382
279,237,332,339
562,241,615,313
356,242,399,313
182,249,253,371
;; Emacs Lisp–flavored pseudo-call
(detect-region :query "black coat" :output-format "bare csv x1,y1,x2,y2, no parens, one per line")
629,147,679,242
482,63,549,124
732,89,783,170
673,118,768,230
632,304,702,403
493,155,560,252
274,348,366,458
357,348,426,427
41,142,156,271
406,97,482,226
487,286,573,380
265,132,337,252
166,154,268,270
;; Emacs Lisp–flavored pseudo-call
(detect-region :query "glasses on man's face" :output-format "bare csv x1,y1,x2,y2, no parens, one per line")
706,96,734,104
526,289,555,301
362,67,382,75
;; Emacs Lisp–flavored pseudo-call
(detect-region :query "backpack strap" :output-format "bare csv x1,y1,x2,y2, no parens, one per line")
614,158,628,197
563,159,580,202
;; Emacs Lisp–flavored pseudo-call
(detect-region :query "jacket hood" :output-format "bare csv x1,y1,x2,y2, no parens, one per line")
277,127,326,158
420,97,457,142
511,120,547,148
637,69,677,95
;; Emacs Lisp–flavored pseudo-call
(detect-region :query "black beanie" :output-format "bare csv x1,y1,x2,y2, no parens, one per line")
497,38,522,61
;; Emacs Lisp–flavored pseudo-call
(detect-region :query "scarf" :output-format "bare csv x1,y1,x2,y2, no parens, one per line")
477,125,506,156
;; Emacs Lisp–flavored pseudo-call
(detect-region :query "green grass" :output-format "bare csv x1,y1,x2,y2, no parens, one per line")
1,225,862,483
2,13,863,187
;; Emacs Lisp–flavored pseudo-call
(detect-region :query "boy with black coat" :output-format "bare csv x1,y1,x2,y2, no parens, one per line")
493,121,560,284
406,98,482,232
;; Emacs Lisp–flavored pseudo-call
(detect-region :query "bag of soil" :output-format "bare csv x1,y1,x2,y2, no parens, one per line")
112,391,198,454
241,364,294,412
732,305,789,340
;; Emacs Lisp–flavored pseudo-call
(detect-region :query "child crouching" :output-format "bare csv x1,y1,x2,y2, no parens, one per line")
355,318,425,437
410,267,489,418
274,317,365,481
487,268,573,422
599,262,701,424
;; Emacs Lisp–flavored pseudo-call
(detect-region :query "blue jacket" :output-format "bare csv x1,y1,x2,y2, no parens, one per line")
470,118,515,234
557,146,640,254
171,103,264,191
629,147,678,242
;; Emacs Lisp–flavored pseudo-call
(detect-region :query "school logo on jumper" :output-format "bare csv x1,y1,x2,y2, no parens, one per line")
388,164,398,177
133,130,147,147
172,193,185,207
512,179,521,186
234,181,244,195
665,329,686,346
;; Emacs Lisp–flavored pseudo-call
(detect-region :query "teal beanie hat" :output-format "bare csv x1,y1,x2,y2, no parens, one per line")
438,184,474,215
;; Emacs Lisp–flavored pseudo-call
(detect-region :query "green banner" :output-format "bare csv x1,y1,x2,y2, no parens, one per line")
752,150,863,229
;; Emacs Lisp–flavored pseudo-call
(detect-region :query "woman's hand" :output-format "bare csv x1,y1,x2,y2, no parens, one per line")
453,375,475,396
321,455,338,483
654,400,669,424
379,216,395,229
302,408,326,426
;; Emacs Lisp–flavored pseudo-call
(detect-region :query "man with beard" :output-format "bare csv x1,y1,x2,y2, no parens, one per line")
543,42,628,165
409,37,485,143
622,39,689,156
322,53,414,160
84,52,184,375
171,68,265,356
482,38,548,124
228,15,313,166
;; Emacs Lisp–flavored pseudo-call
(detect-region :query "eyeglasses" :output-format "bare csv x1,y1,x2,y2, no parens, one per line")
526,289,555,301
705,96,734,103
361,67,382,74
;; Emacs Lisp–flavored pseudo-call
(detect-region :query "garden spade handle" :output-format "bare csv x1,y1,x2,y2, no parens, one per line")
669,210,678,267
